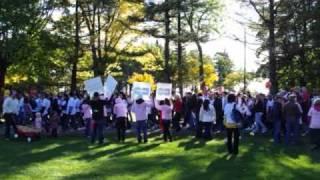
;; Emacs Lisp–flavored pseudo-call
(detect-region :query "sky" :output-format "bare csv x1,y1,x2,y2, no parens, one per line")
53,0,263,72
146,0,263,72
192,0,262,72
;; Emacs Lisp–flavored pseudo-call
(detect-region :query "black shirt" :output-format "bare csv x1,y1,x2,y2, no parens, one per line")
90,100,106,122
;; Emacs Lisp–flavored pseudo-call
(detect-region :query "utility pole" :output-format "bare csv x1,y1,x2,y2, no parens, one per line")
243,28,247,92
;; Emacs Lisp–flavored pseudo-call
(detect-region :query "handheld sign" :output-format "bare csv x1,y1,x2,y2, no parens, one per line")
84,77,104,96
104,75,118,98
156,83,172,100
131,82,151,100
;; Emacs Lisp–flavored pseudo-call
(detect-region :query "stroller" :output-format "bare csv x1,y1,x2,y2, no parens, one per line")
15,125,41,143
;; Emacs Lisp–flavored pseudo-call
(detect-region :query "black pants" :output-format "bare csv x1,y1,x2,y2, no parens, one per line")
91,121,105,144
226,128,239,154
4,113,17,139
51,128,58,137
200,122,213,139
173,112,181,131
69,114,78,130
310,128,320,147
116,117,126,142
163,120,172,142
61,114,68,131
215,113,224,131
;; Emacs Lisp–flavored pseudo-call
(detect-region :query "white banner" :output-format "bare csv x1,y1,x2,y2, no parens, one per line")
84,77,104,96
104,75,118,98
156,83,172,100
131,82,151,100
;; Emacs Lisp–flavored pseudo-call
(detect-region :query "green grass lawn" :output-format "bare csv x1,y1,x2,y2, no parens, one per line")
0,132,320,180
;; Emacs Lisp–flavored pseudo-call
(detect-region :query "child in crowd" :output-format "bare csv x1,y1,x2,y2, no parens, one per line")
34,112,42,131
50,111,60,137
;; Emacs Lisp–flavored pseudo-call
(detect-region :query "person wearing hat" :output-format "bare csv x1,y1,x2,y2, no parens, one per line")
283,94,303,145
308,98,320,150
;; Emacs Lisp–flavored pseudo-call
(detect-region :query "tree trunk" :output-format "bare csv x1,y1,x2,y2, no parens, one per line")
177,0,183,96
196,40,204,84
268,0,278,95
164,0,171,83
71,0,80,92
300,0,307,86
0,59,7,96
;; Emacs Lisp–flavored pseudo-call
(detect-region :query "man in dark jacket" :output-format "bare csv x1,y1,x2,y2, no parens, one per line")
272,95,283,143
90,92,106,144
283,94,302,145
214,93,224,132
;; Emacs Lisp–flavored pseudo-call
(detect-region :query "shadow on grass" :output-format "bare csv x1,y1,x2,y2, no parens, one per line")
178,138,207,151
1,131,320,180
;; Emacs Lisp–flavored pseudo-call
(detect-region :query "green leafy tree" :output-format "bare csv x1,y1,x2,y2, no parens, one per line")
214,52,233,86
0,0,54,94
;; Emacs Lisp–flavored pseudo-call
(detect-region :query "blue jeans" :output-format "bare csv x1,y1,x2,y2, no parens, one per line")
136,120,147,142
285,118,300,145
91,121,105,144
254,112,267,133
273,120,281,143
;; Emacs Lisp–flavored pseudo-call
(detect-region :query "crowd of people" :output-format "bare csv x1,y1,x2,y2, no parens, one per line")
1,86,320,156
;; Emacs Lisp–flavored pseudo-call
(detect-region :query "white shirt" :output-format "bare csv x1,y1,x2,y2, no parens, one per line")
58,99,67,114
67,97,77,115
75,98,81,113
224,103,241,124
2,96,20,115
34,98,43,112
308,107,320,129
199,105,216,123
42,98,51,115
237,103,251,116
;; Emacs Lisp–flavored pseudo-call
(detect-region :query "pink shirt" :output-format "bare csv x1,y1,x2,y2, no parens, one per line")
81,104,92,119
114,102,128,118
131,102,153,121
308,107,320,129
155,102,173,120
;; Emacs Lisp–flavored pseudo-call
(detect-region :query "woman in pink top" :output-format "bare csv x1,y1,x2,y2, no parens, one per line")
155,98,173,142
308,98,320,150
81,98,92,137
113,97,128,142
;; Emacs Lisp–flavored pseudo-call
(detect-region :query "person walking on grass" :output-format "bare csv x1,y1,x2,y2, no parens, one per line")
272,95,284,144
199,99,216,140
113,97,128,143
2,90,19,140
173,95,183,132
131,97,153,143
252,94,267,134
224,94,241,155
81,97,92,138
283,94,303,145
308,98,320,150
90,92,106,145
155,98,173,142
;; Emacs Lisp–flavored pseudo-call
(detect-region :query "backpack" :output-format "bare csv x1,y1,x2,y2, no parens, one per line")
232,104,244,124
